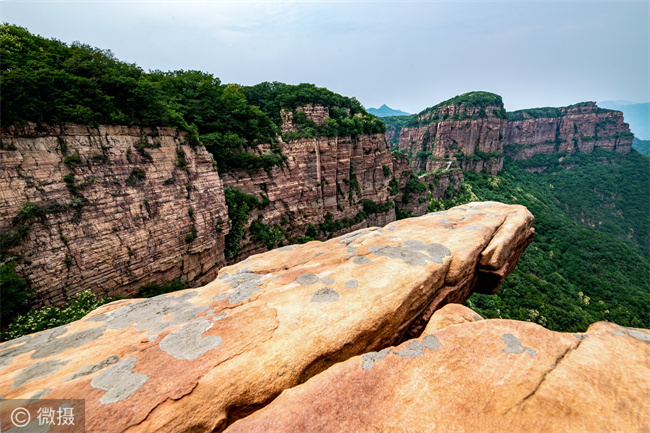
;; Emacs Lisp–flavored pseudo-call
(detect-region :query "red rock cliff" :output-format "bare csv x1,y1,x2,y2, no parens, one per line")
220,105,416,262
0,124,229,305
505,102,633,160
397,103,507,176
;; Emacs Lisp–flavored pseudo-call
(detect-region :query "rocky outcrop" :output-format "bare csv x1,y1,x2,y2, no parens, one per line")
221,105,411,262
505,102,633,160
227,304,650,433
0,202,534,433
0,124,229,305
397,102,507,176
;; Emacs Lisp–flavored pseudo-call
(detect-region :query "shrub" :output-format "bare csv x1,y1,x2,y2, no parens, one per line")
2,290,117,340
63,153,82,169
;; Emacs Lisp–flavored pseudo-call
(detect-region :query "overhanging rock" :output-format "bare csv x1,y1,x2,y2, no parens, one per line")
0,202,534,432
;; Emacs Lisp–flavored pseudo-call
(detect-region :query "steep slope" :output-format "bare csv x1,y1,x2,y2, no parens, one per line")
0,125,230,306
396,91,508,175
0,203,534,433
505,102,633,160
451,156,650,331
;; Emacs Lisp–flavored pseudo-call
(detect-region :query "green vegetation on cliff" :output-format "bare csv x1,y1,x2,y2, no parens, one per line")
442,151,650,332
508,101,616,121
403,91,506,128
0,24,382,172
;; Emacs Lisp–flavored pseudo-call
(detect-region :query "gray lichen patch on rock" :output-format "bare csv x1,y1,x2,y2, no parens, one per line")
63,355,120,383
213,314,227,321
11,359,71,389
345,279,358,289
311,288,339,303
343,246,358,258
338,229,368,246
28,388,52,402
31,325,107,359
159,318,223,360
321,277,335,285
296,273,319,286
429,210,448,216
277,246,294,251
212,270,269,304
362,348,391,371
91,357,148,404
572,333,589,340
352,256,371,265
501,334,536,357
368,240,451,266
422,335,441,351
394,341,425,359
627,330,650,342
0,326,68,370
88,291,208,334
462,225,484,230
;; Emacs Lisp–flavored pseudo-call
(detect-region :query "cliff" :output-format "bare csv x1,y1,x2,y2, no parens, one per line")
0,124,230,305
396,92,507,176
0,202,536,432
220,105,417,263
504,102,633,159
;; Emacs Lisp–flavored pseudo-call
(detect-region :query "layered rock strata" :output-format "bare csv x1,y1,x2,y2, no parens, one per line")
221,105,415,262
397,104,507,175
227,303,650,433
0,202,534,433
505,102,633,159
0,124,229,304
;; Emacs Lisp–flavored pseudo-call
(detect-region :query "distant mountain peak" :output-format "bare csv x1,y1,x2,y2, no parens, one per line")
367,105,410,117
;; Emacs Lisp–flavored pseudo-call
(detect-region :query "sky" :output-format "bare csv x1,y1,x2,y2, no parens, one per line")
2,0,648,114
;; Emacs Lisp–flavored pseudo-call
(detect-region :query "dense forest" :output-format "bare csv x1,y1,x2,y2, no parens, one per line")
447,151,650,332
0,23,384,173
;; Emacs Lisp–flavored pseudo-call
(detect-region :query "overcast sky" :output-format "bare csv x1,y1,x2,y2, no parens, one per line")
2,0,648,114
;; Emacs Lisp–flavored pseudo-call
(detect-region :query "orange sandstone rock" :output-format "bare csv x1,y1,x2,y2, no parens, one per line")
226,305,650,433
0,202,533,432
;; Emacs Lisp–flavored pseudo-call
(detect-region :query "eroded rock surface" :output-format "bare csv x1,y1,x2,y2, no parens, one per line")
227,304,650,433
0,202,534,432
0,124,229,304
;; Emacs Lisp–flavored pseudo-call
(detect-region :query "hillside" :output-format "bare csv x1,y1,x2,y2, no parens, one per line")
444,153,649,331
633,137,650,156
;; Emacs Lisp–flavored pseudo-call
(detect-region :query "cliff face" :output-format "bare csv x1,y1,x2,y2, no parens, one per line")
0,124,229,305
221,133,398,261
398,104,507,176
0,202,537,433
505,102,633,160
221,105,415,262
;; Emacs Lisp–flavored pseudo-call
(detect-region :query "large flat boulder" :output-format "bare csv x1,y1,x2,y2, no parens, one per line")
0,202,534,432
227,304,650,433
